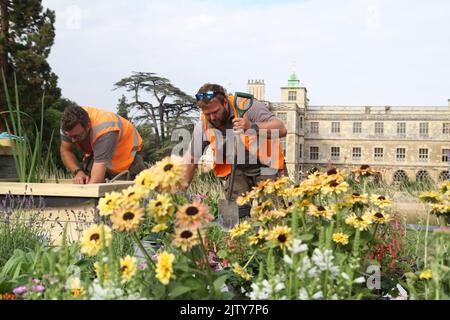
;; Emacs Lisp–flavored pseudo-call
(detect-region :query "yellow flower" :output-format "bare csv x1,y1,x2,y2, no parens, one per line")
419,269,432,280
153,156,187,193
321,180,349,195
229,221,251,239
307,204,336,220
345,193,369,205
352,165,378,178
80,224,112,256
97,191,121,216
332,232,349,245
134,168,157,191
264,176,290,194
345,213,373,231
251,199,273,218
439,181,450,195
370,210,392,224
232,263,253,281
118,185,146,206
324,168,346,184
419,192,442,204
120,256,137,282
175,201,212,229
248,228,269,246
147,193,175,221
94,261,110,281
370,195,393,208
110,206,144,232
430,203,450,217
172,227,200,252
267,225,292,249
68,277,85,298
155,251,175,285
151,223,169,233
236,191,254,206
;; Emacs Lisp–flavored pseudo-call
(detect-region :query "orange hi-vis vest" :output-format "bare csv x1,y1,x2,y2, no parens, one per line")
77,106,143,174
201,96,285,177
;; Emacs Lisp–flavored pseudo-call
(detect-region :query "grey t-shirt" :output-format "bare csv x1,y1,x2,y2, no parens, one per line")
61,130,118,165
189,99,277,176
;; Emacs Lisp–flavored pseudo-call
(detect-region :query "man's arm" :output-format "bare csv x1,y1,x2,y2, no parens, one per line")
60,140,89,184
182,120,209,188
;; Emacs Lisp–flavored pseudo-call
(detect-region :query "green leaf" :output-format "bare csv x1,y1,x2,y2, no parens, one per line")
168,286,192,299
297,234,314,242
213,274,228,292
217,250,228,259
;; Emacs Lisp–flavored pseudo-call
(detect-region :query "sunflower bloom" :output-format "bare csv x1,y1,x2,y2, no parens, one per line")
332,232,349,245
147,193,175,221
69,277,85,298
248,228,269,246
267,225,292,249
345,193,369,205
321,180,349,195
134,168,157,191
229,221,251,239
370,210,392,224
324,168,346,184
118,185,146,206
345,213,373,231
152,223,169,233
97,191,121,216
370,195,393,208
439,181,450,195
172,228,200,252
94,262,110,281
175,201,212,229
232,263,253,281
430,203,450,217
80,224,112,256
307,204,335,220
419,192,442,204
419,269,432,280
352,165,378,178
153,156,188,193
110,206,144,232
155,251,175,285
120,256,137,282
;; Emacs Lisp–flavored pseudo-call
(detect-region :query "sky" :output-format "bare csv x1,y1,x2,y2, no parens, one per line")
42,0,450,112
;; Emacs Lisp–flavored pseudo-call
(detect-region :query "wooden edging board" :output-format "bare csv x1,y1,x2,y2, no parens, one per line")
0,180,134,198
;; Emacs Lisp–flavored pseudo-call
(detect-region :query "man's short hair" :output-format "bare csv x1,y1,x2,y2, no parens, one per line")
196,83,227,108
61,106,90,132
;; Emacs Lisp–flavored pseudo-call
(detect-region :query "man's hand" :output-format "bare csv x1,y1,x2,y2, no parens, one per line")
73,170,90,184
232,116,251,132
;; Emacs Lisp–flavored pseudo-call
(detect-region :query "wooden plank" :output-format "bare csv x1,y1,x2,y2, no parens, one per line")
0,181,134,198
0,146,13,156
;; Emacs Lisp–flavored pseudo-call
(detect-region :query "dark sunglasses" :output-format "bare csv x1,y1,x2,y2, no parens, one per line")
195,91,219,102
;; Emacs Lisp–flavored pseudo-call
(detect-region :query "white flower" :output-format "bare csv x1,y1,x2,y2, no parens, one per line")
311,248,339,276
331,294,339,300
274,282,285,292
292,239,308,254
283,255,293,265
312,291,323,300
354,277,365,284
299,288,309,300
341,272,350,281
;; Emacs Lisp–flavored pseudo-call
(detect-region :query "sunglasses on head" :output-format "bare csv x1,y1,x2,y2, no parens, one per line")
195,91,219,102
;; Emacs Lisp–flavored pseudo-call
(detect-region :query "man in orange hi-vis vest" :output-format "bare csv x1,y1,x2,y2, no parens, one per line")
184,83,288,218
60,105,145,184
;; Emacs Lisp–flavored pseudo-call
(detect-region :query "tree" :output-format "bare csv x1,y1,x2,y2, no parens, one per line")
114,72,197,161
0,0,61,131
117,94,129,120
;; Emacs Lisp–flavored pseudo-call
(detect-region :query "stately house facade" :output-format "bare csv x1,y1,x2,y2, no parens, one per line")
246,74,450,184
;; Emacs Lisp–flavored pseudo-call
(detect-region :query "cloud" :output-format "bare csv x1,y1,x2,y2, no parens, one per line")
43,0,450,111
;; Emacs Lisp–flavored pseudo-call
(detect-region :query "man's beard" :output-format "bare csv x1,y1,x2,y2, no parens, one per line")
209,118,227,127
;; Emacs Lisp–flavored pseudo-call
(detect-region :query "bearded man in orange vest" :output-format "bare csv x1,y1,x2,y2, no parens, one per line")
60,105,146,184
184,83,288,218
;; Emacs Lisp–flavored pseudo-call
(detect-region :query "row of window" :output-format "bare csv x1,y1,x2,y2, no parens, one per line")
309,121,450,136
307,146,450,162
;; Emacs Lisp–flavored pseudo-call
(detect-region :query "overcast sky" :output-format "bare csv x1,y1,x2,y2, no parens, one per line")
42,0,450,112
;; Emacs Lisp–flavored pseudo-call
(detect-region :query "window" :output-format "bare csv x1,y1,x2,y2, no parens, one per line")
374,147,384,161
353,122,362,134
397,122,406,136
310,146,319,160
331,122,340,134
442,149,450,162
393,170,409,183
288,91,297,101
300,117,303,129
331,147,340,161
396,148,406,162
299,144,303,160
277,112,287,123
419,122,429,137
443,123,450,134
416,170,432,183
419,148,428,162
310,122,319,134
439,171,450,181
375,122,384,136
280,138,286,157
352,147,361,160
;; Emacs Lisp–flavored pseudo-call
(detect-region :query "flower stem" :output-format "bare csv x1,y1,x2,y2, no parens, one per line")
131,232,156,269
